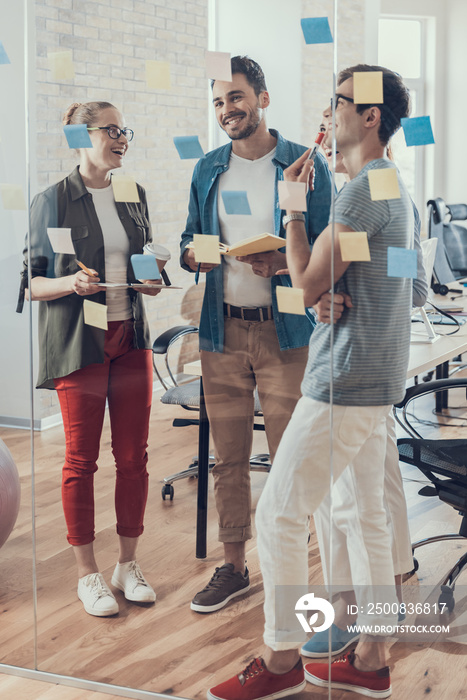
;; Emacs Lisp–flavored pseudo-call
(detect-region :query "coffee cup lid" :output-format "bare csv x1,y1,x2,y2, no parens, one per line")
143,243,171,261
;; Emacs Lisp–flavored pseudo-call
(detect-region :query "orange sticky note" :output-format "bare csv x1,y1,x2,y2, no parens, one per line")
83,300,107,330
368,168,400,201
276,286,306,315
353,71,383,104
0,184,26,210
193,234,221,264
278,181,307,212
111,175,139,203
338,231,371,262
48,51,75,80
146,60,171,90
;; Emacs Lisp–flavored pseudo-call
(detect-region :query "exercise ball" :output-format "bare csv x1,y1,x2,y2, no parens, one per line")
0,438,21,550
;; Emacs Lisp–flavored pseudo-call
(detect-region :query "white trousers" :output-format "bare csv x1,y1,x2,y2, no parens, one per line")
314,411,413,591
256,396,398,651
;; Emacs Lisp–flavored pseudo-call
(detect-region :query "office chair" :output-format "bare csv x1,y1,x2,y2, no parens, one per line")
428,197,467,288
152,325,270,500
395,377,467,612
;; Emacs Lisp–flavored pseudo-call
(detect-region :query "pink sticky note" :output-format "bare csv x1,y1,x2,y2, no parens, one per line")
205,51,232,81
278,181,307,212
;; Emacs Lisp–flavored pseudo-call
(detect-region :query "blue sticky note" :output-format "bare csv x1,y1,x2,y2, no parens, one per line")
0,41,10,65
63,124,93,149
400,116,435,147
301,17,333,45
173,135,204,159
130,254,161,281
387,247,417,279
221,190,251,215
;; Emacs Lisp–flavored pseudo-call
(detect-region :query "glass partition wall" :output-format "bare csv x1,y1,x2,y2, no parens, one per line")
0,1,434,698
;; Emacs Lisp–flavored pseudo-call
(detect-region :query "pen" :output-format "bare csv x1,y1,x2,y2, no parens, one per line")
307,131,325,162
195,263,201,285
76,260,99,277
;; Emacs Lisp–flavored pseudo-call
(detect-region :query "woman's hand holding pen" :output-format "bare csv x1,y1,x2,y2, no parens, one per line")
70,269,101,296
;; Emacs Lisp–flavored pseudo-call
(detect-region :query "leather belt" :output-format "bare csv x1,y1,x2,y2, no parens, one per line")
223,303,273,322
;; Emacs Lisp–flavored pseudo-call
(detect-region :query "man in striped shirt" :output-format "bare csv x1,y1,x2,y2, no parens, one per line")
208,64,412,700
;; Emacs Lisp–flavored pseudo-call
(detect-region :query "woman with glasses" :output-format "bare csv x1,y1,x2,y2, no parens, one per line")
20,101,159,617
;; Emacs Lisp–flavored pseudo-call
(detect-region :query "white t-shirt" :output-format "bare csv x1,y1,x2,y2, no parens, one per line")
87,184,132,321
218,148,276,308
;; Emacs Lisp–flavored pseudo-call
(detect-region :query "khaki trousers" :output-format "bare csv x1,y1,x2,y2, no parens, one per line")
200,316,309,543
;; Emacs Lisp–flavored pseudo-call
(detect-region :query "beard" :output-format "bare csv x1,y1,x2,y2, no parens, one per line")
223,106,263,141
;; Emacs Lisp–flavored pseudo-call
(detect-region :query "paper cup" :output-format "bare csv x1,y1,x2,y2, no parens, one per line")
144,242,171,272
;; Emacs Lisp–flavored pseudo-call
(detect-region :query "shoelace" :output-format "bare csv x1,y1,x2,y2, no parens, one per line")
85,573,112,600
239,658,264,681
201,566,239,592
334,652,353,665
127,561,149,588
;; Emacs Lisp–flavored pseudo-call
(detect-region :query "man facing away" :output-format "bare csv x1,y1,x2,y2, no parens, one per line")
208,64,413,700
180,56,332,613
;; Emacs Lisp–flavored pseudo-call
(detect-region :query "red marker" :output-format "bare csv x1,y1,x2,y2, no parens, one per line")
307,131,325,162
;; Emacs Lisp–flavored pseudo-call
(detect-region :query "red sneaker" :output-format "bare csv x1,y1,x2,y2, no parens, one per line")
207,657,306,700
304,651,391,698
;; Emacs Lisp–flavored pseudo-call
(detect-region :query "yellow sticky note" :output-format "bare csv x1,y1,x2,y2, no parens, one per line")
353,71,383,104
0,184,26,210
278,181,307,212
338,231,371,262
368,168,400,201
276,286,306,315
111,176,139,203
193,234,221,264
48,51,75,80
146,60,171,90
83,299,108,330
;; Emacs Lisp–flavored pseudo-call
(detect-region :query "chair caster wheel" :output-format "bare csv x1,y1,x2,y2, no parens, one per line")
161,483,174,501
438,586,455,613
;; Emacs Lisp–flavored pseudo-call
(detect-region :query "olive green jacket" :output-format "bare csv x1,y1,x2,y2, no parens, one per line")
18,167,153,389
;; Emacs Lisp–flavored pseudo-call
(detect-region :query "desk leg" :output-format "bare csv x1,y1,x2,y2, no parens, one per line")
435,360,449,412
196,377,209,559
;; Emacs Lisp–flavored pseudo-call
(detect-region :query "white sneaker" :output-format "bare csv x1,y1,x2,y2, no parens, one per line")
77,572,119,617
111,560,156,603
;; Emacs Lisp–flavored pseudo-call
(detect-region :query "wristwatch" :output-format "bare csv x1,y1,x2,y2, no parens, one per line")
282,213,306,227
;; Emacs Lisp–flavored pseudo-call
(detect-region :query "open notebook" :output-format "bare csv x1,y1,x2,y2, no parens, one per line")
188,232,285,257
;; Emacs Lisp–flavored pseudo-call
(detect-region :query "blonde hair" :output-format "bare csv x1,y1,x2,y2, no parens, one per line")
62,101,115,127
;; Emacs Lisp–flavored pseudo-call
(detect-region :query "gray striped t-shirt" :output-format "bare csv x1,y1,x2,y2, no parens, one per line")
301,159,413,406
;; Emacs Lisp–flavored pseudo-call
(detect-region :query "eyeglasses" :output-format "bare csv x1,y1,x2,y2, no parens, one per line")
87,126,134,142
330,94,354,110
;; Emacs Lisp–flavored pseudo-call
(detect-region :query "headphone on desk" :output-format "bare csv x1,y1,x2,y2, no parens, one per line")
431,282,463,296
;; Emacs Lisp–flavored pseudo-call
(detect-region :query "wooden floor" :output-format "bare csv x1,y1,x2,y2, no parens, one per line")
1,381,467,699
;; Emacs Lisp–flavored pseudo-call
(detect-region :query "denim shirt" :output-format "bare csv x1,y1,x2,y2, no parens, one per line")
180,129,333,352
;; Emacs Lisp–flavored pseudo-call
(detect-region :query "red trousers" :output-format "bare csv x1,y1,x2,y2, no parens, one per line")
54,320,153,546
